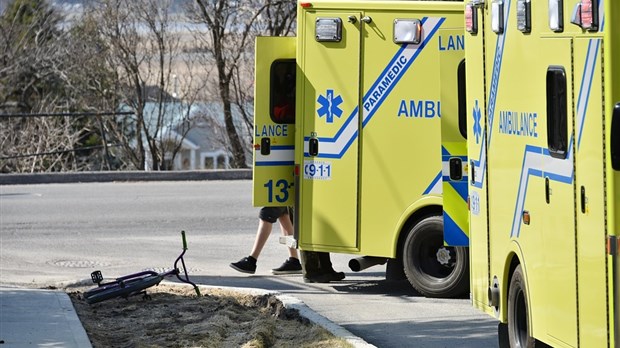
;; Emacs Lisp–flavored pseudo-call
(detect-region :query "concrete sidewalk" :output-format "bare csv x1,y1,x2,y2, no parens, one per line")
0,287,92,348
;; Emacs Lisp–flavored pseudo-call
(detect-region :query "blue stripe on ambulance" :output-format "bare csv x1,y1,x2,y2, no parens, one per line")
577,40,602,147
444,214,469,245
255,161,294,166
255,145,294,166
303,17,446,159
511,37,602,238
423,171,443,195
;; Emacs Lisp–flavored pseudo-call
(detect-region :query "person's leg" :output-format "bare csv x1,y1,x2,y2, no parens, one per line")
230,207,279,274
277,213,299,259
317,251,334,272
271,211,302,274
301,250,321,279
304,252,345,283
249,219,273,259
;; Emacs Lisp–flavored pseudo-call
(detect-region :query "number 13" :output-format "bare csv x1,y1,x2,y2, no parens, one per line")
264,179,289,203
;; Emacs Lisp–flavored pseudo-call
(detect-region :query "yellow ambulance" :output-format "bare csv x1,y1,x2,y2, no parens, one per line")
254,0,470,298
465,0,620,346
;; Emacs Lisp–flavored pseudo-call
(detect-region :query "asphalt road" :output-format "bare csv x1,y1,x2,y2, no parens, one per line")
0,180,499,347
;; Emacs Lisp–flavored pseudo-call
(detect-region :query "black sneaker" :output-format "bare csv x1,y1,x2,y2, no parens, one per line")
230,256,256,274
303,271,345,283
271,258,302,275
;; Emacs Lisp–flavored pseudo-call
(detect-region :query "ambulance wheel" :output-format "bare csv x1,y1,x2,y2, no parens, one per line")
508,265,535,348
402,215,469,298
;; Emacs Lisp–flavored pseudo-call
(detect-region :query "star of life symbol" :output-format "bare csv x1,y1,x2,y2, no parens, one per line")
472,100,482,144
317,89,343,123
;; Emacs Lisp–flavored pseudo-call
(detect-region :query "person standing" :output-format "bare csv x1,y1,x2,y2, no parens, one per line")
230,207,302,275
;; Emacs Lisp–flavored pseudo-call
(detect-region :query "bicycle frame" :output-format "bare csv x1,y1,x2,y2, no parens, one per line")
84,231,201,304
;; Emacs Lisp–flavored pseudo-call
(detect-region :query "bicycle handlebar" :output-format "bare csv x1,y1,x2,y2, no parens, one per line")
181,230,187,250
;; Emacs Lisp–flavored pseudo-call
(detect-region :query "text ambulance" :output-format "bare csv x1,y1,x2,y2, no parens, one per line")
253,0,470,298
464,0,620,346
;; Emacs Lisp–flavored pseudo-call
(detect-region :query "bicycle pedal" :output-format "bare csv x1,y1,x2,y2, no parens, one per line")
90,270,104,285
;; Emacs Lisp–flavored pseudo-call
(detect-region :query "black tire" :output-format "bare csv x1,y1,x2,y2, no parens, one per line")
508,265,535,348
84,275,162,304
402,215,469,298
498,322,510,348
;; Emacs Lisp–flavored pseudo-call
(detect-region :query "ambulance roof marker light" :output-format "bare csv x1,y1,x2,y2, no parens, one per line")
465,2,478,35
300,2,312,8
491,1,504,34
548,0,564,32
394,19,422,44
516,0,531,33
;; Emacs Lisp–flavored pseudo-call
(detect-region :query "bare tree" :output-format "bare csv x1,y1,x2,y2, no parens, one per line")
0,0,297,173
189,0,260,168
94,0,202,170
0,0,103,173
255,0,296,36
187,0,296,168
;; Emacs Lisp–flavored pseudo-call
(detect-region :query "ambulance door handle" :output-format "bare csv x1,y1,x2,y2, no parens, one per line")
348,15,357,24
580,186,586,214
361,16,372,24
449,158,463,181
545,177,550,204
309,138,319,156
260,137,271,156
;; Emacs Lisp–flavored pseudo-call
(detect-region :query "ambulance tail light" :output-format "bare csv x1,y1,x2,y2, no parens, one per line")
465,3,478,34
294,164,300,176
300,2,312,8
571,0,599,31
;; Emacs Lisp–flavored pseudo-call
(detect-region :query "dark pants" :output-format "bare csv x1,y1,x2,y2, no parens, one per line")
301,251,334,277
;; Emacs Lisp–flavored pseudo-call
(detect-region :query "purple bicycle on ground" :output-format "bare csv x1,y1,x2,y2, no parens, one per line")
84,231,201,304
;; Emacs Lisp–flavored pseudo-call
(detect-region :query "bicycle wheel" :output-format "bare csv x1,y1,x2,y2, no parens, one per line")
84,275,162,304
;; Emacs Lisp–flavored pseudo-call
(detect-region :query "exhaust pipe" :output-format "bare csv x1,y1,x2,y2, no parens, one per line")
348,256,388,272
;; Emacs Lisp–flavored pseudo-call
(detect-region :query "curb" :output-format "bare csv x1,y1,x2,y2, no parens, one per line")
0,169,252,185
276,293,377,348
56,290,93,348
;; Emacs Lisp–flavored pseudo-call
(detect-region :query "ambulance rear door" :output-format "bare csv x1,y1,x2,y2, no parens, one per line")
464,0,492,314
253,36,296,207
297,10,361,250
439,31,469,248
